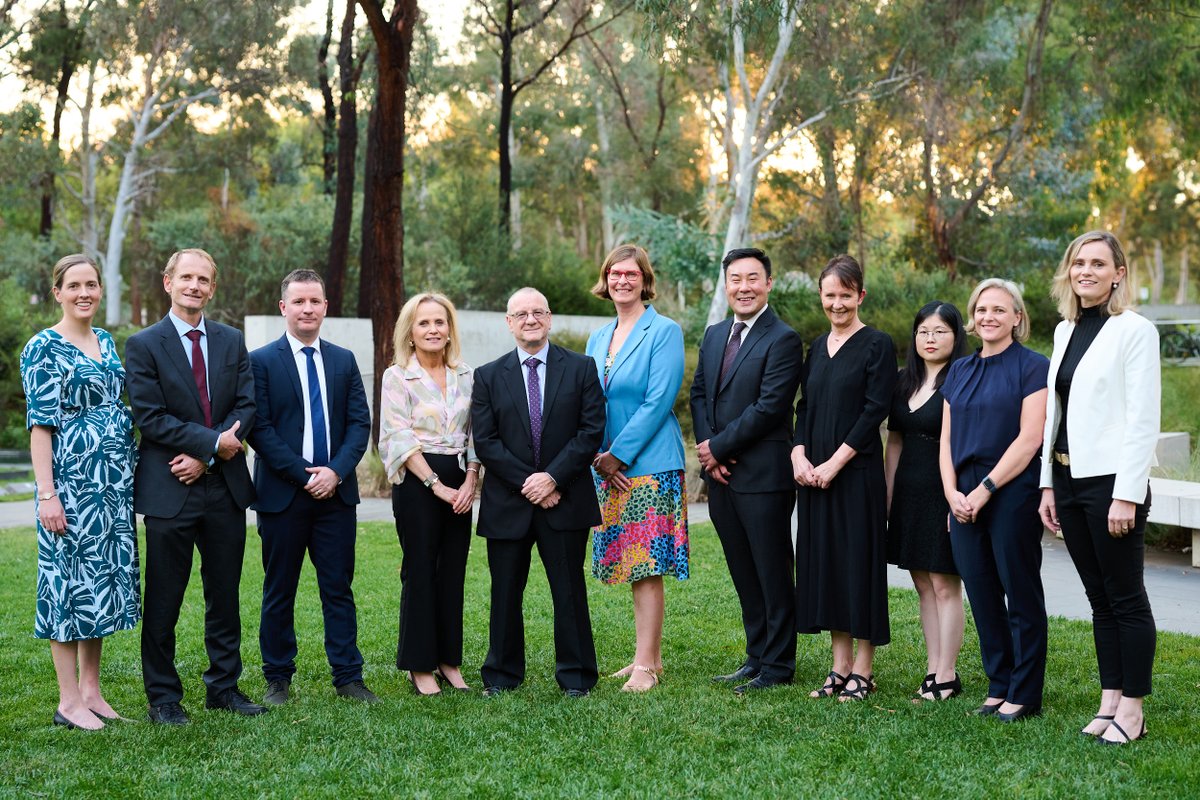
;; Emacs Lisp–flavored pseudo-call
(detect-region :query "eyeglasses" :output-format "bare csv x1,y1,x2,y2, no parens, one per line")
916,328,952,340
508,310,550,322
608,269,642,282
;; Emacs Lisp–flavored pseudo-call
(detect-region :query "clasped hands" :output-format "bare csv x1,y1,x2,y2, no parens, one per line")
170,420,244,485
791,448,840,489
522,472,560,509
948,485,992,524
431,469,477,514
593,451,632,492
696,440,735,485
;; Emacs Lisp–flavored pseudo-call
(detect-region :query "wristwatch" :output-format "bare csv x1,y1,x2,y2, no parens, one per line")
981,476,997,494
423,473,441,488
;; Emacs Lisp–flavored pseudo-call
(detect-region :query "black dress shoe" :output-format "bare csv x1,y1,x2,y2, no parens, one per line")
206,687,269,716
563,688,590,698
52,710,90,730
481,685,514,698
712,663,760,684
734,675,793,695
996,703,1042,723
336,680,380,703
263,680,290,706
975,701,1003,716
148,702,191,726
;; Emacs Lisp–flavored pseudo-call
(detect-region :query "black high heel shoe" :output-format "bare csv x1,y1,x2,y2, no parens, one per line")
927,673,962,701
433,669,472,693
407,671,441,696
1099,719,1146,745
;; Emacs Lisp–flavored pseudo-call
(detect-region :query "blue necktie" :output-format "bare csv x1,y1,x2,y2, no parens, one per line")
302,347,328,467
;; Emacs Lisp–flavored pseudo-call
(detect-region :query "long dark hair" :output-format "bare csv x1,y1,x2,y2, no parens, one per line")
895,300,968,400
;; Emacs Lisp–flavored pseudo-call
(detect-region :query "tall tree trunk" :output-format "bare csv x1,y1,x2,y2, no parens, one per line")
593,90,615,253
39,28,77,239
327,0,362,316
508,128,522,249
357,0,417,445
79,59,99,261
1175,246,1189,305
318,0,336,195
497,5,514,240
816,125,848,254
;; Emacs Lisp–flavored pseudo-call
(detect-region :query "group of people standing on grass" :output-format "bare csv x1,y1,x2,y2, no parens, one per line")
22,231,1158,747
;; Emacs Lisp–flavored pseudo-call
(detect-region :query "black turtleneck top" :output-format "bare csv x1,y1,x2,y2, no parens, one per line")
1053,305,1108,454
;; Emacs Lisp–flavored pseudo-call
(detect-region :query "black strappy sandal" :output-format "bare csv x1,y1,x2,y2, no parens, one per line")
810,670,848,698
912,672,935,700
1080,714,1115,737
838,672,876,702
1099,719,1146,745
926,673,962,701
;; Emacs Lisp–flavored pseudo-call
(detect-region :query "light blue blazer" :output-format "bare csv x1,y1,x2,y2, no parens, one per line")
585,305,686,478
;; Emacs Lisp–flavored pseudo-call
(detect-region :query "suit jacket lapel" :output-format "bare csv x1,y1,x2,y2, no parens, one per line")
606,306,655,387
319,340,338,428
542,344,565,418
157,316,206,420
206,322,229,413
501,350,534,442
719,309,774,392
706,318,731,398
277,335,304,407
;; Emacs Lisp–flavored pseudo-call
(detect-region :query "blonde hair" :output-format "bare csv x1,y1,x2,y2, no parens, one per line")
1050,230,1132,322
392,292,462,367
164,248,218,280
590,244,657,301
52,253,101,289
965,278,1031,343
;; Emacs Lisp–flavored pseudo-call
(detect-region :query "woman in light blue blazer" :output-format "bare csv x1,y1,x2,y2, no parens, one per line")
586,244,689,693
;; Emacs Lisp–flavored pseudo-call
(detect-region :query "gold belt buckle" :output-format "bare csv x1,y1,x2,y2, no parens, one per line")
1052,451,1070,467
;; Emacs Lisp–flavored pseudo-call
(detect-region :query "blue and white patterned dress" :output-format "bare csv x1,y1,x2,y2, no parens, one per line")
21,328,141,641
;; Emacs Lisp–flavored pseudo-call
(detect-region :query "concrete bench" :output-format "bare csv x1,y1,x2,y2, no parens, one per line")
1147,477,1200,567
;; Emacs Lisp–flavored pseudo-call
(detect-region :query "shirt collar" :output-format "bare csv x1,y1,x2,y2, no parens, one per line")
168,310,206,337
733,304,769,331
516,342,550,365
285,331,321,355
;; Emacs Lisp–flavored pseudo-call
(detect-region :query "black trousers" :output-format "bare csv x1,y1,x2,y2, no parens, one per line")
708,484,796,681
392,454,472,671
481,514,597,692
141,473,246,705
258,493,363,687
1053,464,1155,697
950,465,1047,706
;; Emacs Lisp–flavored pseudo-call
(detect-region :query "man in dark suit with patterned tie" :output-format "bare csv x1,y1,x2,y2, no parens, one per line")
690,248,804,693
247,270,375,706
470,287,606,697
126,248,264,724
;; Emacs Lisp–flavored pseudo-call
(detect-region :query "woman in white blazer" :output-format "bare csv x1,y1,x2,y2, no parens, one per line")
1038,230,1159,746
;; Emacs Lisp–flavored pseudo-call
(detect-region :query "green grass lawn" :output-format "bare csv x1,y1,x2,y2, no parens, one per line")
0,521,1195,799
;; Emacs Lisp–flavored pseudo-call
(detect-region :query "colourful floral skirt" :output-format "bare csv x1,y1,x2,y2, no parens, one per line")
592,469,689,584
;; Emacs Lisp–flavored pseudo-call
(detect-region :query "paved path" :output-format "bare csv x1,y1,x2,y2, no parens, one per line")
2,497,1196,636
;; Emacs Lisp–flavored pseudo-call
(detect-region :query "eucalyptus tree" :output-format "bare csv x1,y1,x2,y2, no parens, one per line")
356,0,418,444
74,0,299,324
639,0,911,324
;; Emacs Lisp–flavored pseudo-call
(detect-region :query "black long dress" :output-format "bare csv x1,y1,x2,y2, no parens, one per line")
886,388,959,575
794,326,896,645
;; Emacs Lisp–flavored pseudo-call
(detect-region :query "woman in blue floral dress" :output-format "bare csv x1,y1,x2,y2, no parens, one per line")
21,254,140,730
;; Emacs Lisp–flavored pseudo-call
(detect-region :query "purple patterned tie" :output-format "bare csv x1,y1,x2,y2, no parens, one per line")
719,321,747,383
525,356,543,467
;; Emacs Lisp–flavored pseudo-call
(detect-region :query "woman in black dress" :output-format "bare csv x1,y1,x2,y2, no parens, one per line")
793,255,896,701
885,301,968,701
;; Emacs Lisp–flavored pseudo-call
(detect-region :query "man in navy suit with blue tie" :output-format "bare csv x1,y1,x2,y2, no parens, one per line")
247,270,376,705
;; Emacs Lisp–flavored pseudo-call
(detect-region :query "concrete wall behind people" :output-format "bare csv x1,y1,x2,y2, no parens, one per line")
244,309,612,422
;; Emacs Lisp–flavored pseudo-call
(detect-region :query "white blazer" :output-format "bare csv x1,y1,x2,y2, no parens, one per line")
1040,310,1160,503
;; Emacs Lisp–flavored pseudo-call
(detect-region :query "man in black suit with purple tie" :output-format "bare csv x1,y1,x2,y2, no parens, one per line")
690,248,804,693
470,287,606,698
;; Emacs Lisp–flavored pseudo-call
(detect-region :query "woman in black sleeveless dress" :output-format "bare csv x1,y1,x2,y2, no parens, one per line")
885,301,968,701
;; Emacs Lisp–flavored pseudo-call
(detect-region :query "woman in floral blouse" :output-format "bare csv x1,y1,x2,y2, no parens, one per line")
379,292,480,696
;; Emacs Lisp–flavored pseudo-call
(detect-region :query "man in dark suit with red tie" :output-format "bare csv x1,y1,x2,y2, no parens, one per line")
126,248,264,724
690,248,804,693
248,270,375,706
470,287,606,697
